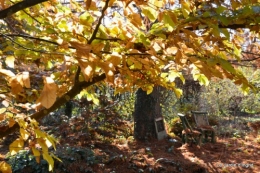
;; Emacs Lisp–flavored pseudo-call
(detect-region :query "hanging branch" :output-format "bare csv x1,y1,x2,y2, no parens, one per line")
0,73,106,138
0,0,48,19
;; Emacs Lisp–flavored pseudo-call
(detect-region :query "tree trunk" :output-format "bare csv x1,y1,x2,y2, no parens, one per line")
65,100,73,118
133,86,162,141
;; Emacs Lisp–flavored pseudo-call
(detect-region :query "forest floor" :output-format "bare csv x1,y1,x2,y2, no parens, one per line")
1,113,260,173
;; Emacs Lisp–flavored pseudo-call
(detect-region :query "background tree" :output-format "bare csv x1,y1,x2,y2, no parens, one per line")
0,0,259,171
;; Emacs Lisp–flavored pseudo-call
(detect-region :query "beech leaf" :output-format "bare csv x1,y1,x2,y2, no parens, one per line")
36,77,57,109
0,161,12,173
9,138,24,155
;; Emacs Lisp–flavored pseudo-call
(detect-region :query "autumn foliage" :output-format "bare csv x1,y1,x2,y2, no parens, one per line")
0,0,259,171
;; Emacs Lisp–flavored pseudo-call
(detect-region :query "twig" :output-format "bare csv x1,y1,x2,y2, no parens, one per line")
88,0,110,44
95,37,122,41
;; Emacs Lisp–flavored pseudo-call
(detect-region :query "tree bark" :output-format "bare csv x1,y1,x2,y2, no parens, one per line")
133,86,162,141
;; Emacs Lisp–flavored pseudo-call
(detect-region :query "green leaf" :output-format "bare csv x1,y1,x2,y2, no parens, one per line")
216,6,227,14
211,25,220,37
46,61,53,70
218,59,236,74
142,6,158,22
57,19,69,32
163,13,176,31
79,11,94,26
233,45,242,59
146,85,153,95
168,71,179,82
218,16,230,26
193,73,209,86
220,28,230,39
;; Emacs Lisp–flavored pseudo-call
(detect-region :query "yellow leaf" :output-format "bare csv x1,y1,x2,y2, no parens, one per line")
193,73,209,86
36,77,57,109
168,71,179,82
46,135,57,149
30,119,39,127
37,138,48,152
0,108,6,114
173,88,183,98
5,56,15,68
17,118,27,129
43,152,54,171
32,147,41,157
0,161,12,173
181,1,191,18
51,153,62,162
9,138,24,155
146,85,153,95
35,129,46,138
20,128,30,140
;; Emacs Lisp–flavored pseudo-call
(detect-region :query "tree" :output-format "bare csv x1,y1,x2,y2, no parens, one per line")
0,0,259,171
134,86,163,140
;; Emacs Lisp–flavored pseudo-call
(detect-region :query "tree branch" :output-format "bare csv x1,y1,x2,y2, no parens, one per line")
88,0,110,44
0,73,106,138
0,0,48,19
74,66,81,84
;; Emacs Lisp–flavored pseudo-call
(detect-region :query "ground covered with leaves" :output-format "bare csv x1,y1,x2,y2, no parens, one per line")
1,108,260,173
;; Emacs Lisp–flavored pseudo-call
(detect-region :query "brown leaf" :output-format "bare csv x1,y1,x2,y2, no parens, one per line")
0,114,5,121
86,0,92,10
70,41,92,57
10,77,24,95
8,118,16,128
36,77,57,109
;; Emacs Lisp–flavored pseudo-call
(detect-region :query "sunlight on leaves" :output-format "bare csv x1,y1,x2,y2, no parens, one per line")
5,56,15,68
0,161,12,173
20,128,30,141
43,152,54,171
9,138,24,155
36,77,57,109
